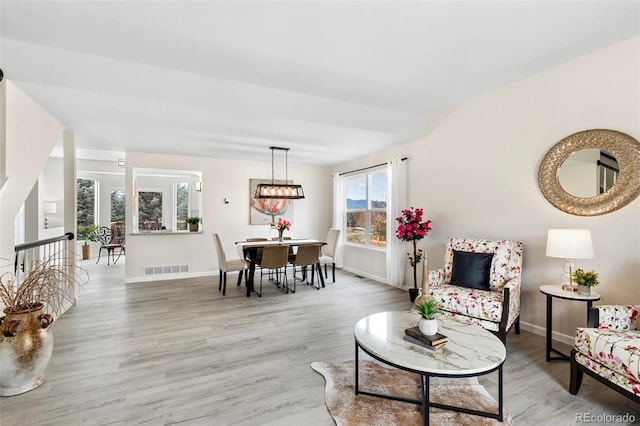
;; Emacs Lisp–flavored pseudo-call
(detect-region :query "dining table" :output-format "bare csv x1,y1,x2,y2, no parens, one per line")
235,239,327,297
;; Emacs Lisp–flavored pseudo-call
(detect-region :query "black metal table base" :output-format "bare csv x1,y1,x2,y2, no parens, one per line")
545,294,593,362
355,342,503,425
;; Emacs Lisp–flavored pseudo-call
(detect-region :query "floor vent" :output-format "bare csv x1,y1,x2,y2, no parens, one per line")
143,264,189,276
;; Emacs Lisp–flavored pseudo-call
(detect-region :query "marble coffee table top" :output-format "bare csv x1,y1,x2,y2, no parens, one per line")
354,311,506,376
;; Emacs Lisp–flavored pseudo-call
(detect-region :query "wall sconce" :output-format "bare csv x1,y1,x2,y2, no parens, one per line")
195,181,202,192
43,202,56,229
117,158,126,168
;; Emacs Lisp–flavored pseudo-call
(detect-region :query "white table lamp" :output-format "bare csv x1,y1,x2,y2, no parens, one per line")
546,229,594,291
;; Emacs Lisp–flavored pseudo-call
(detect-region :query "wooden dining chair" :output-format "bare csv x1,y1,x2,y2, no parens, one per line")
271,236,296,263
291,244,324,291
256,245,290,296
245,237,268,264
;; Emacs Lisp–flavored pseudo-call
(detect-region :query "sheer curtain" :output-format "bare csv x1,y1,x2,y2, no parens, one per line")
332,172,344,268
386,157,406,287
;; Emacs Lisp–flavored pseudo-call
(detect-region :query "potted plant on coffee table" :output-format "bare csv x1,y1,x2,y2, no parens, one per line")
186,217,201,232
411,299,443,336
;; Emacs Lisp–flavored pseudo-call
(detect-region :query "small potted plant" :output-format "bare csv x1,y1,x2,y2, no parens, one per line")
572,268,599,295
411,299,442,336
186,217,201,232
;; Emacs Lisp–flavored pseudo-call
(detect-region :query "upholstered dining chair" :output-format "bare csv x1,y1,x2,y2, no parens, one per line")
213,233,248,296
291,244,324,292
256,245,290,296
94,225,125,265
319,228,341,282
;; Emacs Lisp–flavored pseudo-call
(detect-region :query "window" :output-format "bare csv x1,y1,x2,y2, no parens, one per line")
77,178,96,227
138,191,163,230
345,169,388,248
176,182,189,231
110,190,125,222
110,190,126,243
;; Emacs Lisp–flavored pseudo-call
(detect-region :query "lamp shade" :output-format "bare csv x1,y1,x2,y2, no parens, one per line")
546,229,594,259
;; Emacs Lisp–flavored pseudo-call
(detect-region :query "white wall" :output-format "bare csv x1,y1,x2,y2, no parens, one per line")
333,36,640,339
41,157,65,234
0,80,64,264
124,152,331,282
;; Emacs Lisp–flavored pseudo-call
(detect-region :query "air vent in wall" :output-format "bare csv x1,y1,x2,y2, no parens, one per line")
143,264,189,276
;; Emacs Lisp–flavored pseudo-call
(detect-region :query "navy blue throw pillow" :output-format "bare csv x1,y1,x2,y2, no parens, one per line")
450,250,494,290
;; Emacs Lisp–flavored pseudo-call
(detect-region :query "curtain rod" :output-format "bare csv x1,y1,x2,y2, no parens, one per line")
339,157,407,176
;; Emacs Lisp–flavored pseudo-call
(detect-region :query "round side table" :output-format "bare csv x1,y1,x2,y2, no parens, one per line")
539,284,601,362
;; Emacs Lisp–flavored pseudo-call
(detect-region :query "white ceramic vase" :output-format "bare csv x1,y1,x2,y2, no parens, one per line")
419,318,438,336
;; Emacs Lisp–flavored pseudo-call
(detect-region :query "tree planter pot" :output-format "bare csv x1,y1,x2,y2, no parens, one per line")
82,244,90,260
408,288,419,303
0,303,54,396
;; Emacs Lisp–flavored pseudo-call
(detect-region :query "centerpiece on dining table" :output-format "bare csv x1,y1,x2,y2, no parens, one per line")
271,217,291,242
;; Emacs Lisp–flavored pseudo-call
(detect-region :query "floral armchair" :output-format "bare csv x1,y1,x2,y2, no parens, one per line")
570,305,640,403
423,237,524,343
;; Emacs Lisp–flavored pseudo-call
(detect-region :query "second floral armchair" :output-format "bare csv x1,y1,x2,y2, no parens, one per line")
570,304,640,404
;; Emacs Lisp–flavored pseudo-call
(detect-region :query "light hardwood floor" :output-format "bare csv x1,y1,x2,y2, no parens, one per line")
1,259,638,425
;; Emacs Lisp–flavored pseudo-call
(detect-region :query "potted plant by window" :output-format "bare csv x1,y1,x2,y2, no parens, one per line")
572,268,599,295
186,217,201,232
0,253,86,396
77,225,98,260
395,207,432,302
411,299,443,336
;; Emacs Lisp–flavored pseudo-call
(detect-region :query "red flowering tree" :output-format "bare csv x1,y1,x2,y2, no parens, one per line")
395,207,432,290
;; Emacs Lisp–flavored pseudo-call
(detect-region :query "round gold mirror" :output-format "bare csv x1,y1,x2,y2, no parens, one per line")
538,129,640,216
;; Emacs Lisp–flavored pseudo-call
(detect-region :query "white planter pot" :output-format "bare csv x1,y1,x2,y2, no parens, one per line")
578,285,590,295
419,318,438,336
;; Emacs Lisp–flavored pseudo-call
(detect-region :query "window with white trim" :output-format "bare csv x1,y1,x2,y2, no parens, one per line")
344,169,388,248
77,178,96,227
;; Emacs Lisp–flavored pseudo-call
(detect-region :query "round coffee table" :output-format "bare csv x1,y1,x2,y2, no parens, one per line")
354,311,506,425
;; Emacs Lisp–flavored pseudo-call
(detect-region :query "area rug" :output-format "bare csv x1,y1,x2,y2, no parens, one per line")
311,360,514,426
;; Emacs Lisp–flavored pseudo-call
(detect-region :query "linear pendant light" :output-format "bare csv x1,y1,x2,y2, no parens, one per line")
254,147,305,199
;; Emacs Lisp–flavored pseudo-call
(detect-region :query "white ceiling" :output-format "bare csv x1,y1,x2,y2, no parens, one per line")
1,1,639,165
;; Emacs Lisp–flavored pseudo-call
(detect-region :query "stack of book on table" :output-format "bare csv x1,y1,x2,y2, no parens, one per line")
404,326,448,350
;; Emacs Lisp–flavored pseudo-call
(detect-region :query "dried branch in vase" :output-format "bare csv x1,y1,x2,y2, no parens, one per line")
0,251,88,317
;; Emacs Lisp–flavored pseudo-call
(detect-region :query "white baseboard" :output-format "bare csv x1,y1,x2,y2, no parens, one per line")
520,320,574,346
125,270,216,284
340,266,387,284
